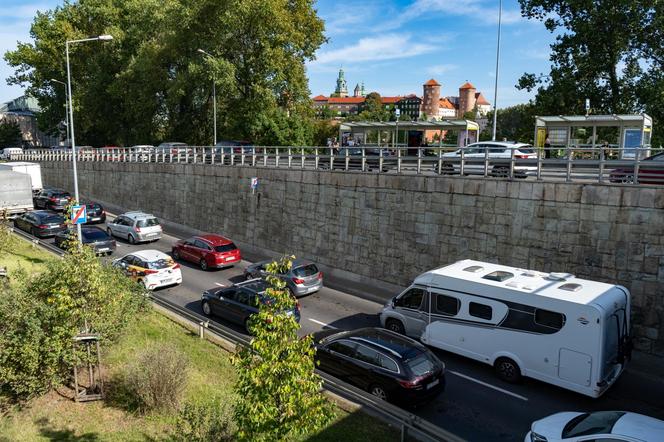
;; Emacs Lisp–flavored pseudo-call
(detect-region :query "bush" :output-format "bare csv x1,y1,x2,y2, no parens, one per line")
172,397,235,441
125,344,189,412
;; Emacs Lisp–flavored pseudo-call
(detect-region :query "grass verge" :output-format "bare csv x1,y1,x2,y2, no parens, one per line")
0,234,54,278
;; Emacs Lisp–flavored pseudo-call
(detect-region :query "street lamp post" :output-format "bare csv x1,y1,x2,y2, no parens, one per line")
491,0,502,141
197,49,217,146
50,78,70,146
66,34,113,243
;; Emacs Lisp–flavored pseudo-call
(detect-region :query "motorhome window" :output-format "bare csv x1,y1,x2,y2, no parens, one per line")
469,302,492,320
463,265,484,273
534,309,565,330
396,288,425,309
559,283,582,292
435,295,460,316
482,271,513,282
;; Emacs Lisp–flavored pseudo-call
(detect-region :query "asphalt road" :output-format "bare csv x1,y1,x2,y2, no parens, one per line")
31,216,664,442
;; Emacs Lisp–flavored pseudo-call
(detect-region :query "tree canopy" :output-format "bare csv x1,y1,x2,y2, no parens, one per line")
4,0,326,147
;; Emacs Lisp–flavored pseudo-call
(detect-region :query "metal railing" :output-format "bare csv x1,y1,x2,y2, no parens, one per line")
13,145,663,185
8,226,464,442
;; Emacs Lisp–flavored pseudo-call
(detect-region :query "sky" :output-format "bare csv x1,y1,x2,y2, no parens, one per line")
0,0,556,108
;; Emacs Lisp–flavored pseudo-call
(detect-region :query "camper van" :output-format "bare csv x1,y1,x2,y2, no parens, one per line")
379,259,631,398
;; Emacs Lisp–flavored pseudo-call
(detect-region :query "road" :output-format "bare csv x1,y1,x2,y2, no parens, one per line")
31,214,664,441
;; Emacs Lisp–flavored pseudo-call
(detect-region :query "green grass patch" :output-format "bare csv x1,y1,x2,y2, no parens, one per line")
0,308,402,441
0,234,54,279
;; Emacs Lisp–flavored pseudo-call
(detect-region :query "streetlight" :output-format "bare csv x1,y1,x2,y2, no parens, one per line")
66,34,113,243
50,78,70,146
491,0,502,141
197,48,217,146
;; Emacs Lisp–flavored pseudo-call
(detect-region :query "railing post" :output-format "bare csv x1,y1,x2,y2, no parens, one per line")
565,146,572,182
634,148,641,185
397,147,401,173
379,148,383,173
315,147,319,169
345,148,349,170
301,147,305,169
483,146,489,177
192,147,197,164
437,148,443,175
417,148,422,174
263,147,268,167
598,147,605,183
287,147,292,168
252,147,257,167
330,147,334,170
362,147,366,171
509,146,515,179
460,147,465,176
537,146,543,181
275,148,280,168
241,148,246,166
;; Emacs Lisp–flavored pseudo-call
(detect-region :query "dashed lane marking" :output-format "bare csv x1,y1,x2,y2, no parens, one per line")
214,282,226,287
309,318,338,329
449,370,529,401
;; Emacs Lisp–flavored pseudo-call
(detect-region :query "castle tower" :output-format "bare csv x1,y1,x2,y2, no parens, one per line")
334,68,348,97
458,81,477,118
353,83,361,97
422,78,441,120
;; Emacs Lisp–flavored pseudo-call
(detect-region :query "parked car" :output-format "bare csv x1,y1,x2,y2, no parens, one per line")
106,211,162,244
112,250,182,290
54,226,116,255
156,142,189,158
323,147,396,172
172,234,241,270
244,258,323,297
0,147,23,159
609,151,664,184
81,200,106,224
33,188,72,211
207,140,254,163
13,210,67,238
200,278,301,333
130,145,155,162
441,141,537,178
313,327,446,405
525,411,664,442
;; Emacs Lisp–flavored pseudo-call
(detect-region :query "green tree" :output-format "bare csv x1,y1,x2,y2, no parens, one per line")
480,103,537,143
0,120,22,148
231,256,333,441
4,0,325,146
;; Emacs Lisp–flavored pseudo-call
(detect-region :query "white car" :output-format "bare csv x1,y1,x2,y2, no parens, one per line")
526,411,664,442
441,141,537,178
112,249,182,290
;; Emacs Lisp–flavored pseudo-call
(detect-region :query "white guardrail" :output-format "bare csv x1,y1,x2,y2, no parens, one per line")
13,145,664,185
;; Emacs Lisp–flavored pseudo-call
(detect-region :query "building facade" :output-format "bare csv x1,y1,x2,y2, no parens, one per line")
0,95,60,148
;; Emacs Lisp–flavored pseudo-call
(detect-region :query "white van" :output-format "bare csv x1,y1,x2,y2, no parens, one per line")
379,259,631,398
0,147,23,159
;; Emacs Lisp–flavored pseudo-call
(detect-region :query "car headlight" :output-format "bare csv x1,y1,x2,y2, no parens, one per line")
530,431,547,442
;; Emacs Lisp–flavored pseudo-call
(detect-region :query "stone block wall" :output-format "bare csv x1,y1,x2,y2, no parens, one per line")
40,161,664,355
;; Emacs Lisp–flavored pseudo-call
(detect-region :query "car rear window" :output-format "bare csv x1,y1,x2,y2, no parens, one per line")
42,215,63,224
516,147,535,153
52,192,69,198
215,243,237,253
146,259,171,270
137,218,159,227
292,264,319,277
404,352,436,377
562,411,625,438
83,230,110,241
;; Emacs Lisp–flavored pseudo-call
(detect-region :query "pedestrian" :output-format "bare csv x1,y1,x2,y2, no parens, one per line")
601,140,611,160
544,134,551,159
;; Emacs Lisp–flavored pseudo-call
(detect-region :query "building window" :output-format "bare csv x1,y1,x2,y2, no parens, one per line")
469,302,492,320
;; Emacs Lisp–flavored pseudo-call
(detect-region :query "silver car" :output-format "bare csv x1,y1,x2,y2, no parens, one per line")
106,211,162,244
244,258,323,297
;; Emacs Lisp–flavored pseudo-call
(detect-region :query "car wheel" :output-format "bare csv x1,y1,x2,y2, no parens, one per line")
172,248,180,260
494,357,521,383
244,318,252,334
202,301,211,316
620,174,635,184
441,163,454,175
30,227,38,237
199,259,208,271
491,166,510,178
369,385,388,401
385,319,405,335
128,234,136,245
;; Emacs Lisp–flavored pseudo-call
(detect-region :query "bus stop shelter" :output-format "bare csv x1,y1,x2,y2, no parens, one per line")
339,120,480,149
534,114,653,159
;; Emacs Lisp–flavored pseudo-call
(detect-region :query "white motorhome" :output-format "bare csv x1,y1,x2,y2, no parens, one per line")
379,259,631,398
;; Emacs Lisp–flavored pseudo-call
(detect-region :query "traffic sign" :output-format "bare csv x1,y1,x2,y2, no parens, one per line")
250,177,259,190
71,204,87,225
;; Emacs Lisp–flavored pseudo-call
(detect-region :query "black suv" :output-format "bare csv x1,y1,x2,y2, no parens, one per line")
201,279,301,333
313,327,445,406
33,188,72,211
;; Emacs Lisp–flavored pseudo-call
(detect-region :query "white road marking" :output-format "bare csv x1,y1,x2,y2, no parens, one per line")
214,282,226,287
309,318,338,329
449,370,529,401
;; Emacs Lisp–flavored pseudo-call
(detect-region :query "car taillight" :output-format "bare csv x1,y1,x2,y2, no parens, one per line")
38,224,48,229
515,154,532,159
317,272,323,280
143,269,158,275
293,277,305,284
398,376,426,389
49,197,58,202
101,210,106,215
172,263,181,269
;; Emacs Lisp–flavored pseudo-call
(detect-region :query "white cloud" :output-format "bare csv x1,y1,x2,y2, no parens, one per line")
387,0,526,28
427,64,459,75
312,34,437,65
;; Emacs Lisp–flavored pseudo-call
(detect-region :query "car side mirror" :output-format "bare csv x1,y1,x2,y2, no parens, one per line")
218,295,224,301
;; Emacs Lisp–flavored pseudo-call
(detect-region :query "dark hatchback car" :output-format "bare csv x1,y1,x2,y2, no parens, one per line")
313,327,445,406
54,226,117,255
33,188,72,211
13,210,67,238
201,279,301,333
609,151,664,184
244,258,323,297
82,201,106,224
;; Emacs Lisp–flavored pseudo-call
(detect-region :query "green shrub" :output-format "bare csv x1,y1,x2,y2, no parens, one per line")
125,344,189,412
172,397,235,441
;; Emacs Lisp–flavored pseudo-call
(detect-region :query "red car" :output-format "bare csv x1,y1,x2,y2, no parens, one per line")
609,152,664,184
171,234,241,270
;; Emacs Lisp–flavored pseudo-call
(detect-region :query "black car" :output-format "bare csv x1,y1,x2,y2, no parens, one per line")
324,148,396,172
81,201,106,224
313,327,445,406
201,279,301,333
33,188,72,211
54,226,116,255
13,210,67,238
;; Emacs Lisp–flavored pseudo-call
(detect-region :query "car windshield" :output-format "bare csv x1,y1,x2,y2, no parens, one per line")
215,243,237,252
83,230,110,241
292,264,318,277
404,352,436,377
146,259,171,270
562,411,625,438
137,218,159,227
